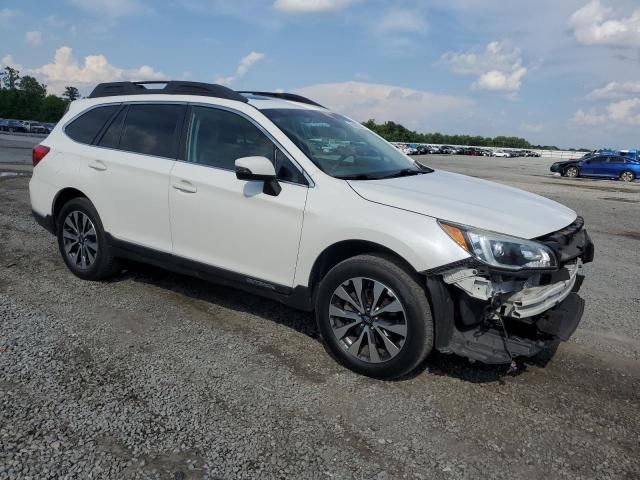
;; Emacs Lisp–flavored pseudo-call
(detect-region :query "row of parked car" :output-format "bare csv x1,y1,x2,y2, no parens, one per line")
391,143,541,158
0,119,56,134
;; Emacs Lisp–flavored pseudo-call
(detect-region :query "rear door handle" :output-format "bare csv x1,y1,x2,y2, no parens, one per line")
88,160,107,171
172,180,197,194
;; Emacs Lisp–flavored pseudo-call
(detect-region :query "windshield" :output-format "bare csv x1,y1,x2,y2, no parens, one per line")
262,108,431,179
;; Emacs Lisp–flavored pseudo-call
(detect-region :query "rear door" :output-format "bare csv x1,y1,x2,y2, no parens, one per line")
84,102,186,252
605,156,627,178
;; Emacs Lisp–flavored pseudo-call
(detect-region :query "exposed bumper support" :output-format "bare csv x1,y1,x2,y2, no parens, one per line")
502,261,579,318
442,292,585,364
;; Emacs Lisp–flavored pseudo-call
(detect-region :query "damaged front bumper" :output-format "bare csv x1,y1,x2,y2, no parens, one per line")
426,217,594,364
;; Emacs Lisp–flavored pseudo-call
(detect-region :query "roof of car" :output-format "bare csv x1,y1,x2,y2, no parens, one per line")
85,81,325,112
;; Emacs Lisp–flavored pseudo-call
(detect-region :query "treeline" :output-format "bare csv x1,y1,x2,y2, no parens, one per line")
362,119,566,150
0,66,80,123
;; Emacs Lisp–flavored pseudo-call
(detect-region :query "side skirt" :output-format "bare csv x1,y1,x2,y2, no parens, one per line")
105,233,314,311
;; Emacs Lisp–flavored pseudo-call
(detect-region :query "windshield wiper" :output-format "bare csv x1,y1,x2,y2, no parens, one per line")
377,168,429,179
334,173,382,180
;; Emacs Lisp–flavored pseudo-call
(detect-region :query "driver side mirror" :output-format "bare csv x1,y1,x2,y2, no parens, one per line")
235,156,281,196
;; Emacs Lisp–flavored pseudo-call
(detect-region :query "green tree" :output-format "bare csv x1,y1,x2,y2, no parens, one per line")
39,95,67,122
0,66,20,90
63,86,80,102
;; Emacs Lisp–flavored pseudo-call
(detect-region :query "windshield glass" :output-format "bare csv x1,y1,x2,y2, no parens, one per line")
262,108,431,179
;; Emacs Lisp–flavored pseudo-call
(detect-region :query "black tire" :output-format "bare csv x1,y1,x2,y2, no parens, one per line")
56,197,121,280
564,166,579,178
315,254,433,379
619,170,635,182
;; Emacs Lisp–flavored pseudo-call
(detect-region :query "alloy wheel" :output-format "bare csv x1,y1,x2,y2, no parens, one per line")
62,211,99,270
566,167,578,178
621,171,634,182
329,277,407,364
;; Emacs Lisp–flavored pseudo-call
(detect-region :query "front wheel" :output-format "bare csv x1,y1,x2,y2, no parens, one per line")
564,166,579,178
620,170,635,182
315,254,434,379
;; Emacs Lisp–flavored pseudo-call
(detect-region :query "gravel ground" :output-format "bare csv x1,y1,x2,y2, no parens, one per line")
1,155,639,479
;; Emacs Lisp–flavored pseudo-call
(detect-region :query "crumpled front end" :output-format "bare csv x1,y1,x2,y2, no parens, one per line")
426,217,594,364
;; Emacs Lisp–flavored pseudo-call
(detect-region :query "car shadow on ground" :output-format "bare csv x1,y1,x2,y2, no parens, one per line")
114,261,556,385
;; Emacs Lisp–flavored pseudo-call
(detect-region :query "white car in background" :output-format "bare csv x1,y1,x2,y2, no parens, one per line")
493,150,510,157
29,81,594,378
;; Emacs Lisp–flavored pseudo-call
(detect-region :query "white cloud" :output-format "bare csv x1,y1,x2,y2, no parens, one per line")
587,80,640,99
274,0,352,14
215,51,265,86
25,31,43,47
4,46,165,94
569,0,640,47
1,54,23,71
442,41,527,92
520,122,543,133
573,109,607,126
473,68,526,92
606,97,640,124
294,81,472,130
0,8,19,27
68,0,149,17
376,9,427,34
573,97,640,126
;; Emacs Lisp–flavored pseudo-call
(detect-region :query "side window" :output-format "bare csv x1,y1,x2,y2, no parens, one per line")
187,107,274,170
119,104,184,158
97,106,127,149
65,105,119,144
187,106,307,184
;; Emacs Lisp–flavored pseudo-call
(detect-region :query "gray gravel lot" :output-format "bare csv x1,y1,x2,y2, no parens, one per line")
1,154,639,479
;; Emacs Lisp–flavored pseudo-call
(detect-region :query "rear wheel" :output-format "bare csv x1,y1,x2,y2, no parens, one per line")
620,170,635,182
315,254,433,379
565,166,579,178
56,197,120,280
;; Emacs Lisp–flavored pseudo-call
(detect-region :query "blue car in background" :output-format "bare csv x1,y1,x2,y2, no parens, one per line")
550,153,639,182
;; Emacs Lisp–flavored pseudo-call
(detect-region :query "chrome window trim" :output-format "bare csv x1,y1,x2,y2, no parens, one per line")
186,102,314,188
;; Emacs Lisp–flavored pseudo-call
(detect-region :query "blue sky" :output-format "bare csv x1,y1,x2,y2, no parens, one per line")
2,0,640,149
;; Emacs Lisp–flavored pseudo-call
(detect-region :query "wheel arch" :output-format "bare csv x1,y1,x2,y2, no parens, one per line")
52,187,89,227
307,240,420,296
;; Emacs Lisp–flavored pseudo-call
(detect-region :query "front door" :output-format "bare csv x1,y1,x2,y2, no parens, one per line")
169,106,309,288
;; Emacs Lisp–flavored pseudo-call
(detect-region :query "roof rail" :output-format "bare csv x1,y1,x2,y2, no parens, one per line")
88,81,248,103
237,91,325,108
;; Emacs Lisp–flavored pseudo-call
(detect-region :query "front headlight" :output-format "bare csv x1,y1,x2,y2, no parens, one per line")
439,221,557,271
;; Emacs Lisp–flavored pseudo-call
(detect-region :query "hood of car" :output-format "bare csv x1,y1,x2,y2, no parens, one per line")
348,170,577,239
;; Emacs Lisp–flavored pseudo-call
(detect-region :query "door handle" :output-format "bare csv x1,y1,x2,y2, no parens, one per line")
172,180,197,193
88,160,107,171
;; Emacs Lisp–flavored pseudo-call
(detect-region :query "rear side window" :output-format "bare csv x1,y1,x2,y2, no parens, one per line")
65,105,118,144
119,104,184,158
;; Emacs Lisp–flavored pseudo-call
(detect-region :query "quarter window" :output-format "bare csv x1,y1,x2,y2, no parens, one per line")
65,105,119,144
119,104,184,158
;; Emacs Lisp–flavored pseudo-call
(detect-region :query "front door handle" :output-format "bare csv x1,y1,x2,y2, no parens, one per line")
172,180,197,194
88,160,107,171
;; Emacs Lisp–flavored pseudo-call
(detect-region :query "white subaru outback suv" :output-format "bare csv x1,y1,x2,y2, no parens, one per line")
30,81,594,379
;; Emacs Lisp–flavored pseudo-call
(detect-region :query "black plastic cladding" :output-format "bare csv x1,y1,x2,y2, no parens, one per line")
88,81,249,103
